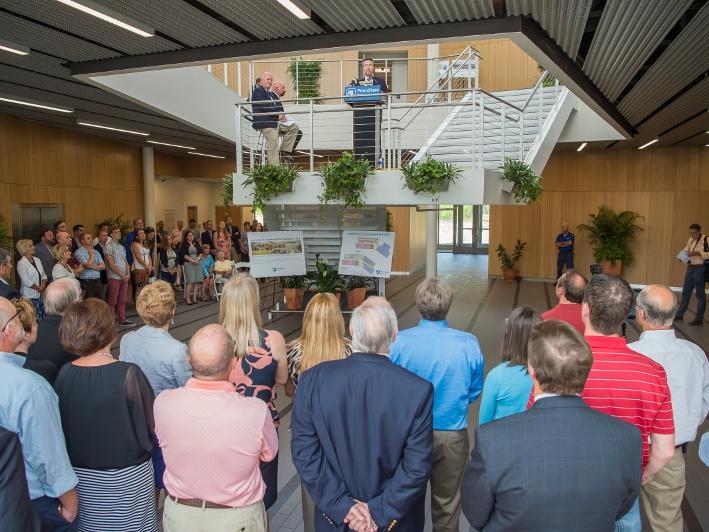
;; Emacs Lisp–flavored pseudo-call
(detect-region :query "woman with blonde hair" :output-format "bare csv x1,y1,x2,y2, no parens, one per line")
284,292,351,532
16,239,47,319
52,243,82,280
218,273,287,510
11,298,58,384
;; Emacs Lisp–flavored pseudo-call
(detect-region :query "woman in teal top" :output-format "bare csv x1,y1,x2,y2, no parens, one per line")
479,306,541,425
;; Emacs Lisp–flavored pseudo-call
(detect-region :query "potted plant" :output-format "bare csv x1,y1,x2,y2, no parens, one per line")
280,276,306,310
222,172,233,207
242,164,299,212
305,254,346,300
287,58,323,102
318,152,371,209
496,239,527,281
95,214,131,244
401,155,462,199
345,276,370,310
499,158,543,203
577,205,643,276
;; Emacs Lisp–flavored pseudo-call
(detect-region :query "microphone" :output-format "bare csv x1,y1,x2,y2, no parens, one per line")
350,79,360,86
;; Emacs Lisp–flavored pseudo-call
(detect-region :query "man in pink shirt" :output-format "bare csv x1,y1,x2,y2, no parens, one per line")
154,324,278,532
542,269,587,335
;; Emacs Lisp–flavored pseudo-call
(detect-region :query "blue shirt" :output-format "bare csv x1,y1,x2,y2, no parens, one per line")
390,319,484,430
0,353,77,499
478,361,533,425
74,246,103,280
200,254,215,278
124,230,137,265
556,231,574,253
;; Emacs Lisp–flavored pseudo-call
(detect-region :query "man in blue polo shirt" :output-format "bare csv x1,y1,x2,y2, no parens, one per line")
556,222,575,278
390,278,484,532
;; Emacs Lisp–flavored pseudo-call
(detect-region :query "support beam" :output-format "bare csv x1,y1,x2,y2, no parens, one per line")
142,147,156,227
426,207,437,279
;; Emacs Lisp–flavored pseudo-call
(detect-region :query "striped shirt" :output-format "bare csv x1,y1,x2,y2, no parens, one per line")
74,247,103,280
582,335,674,471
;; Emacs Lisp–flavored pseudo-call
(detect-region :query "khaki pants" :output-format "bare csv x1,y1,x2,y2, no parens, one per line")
641,447,685,532
261,124,300,164
162,497,267,532
431,429,470,532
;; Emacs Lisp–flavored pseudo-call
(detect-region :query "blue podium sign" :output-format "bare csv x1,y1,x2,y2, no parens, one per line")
344,84,382,104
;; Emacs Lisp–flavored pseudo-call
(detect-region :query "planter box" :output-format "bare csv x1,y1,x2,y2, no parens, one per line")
500,180,516,194
346,287,367,310
502,267,520,281
404,176,450,193
283,287,305,310
601,260,623,276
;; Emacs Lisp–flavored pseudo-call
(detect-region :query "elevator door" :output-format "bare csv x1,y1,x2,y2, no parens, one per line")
11,203,62,242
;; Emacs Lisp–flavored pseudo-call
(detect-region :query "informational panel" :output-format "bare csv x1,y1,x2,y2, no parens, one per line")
247,231,306,278
338,231,395,278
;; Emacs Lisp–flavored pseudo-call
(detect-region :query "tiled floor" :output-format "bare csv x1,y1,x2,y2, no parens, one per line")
115,253,709,532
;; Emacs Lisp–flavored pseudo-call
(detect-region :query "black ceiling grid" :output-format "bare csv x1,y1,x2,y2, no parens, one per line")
657,109,707,138
634,70,709,129
671,129,708,146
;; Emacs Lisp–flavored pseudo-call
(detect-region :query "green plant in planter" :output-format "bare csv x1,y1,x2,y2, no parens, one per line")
94,214,131,244
305,254,346,293
401,155,462,198
287,58,323,102
499,158,543,203
496,240,526,270
577,205,643,266
222,172,233,207
345,276,370,290
537,65,557,88
280,276,305,289
318,152,371,209
242,164,299,212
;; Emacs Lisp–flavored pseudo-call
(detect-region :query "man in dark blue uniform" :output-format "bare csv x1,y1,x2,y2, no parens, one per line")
556,223,574,278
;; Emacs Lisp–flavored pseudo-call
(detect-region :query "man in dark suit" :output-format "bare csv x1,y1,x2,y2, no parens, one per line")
200,220,215,251
292,297,433,531
0,427,33,531
250,72,299,165
358,57,389,93
0,248,20,300
461,320,642,531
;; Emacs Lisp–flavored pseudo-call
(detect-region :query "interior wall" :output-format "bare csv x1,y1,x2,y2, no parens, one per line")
408,207,427,272
488,147,709,286
0,115,143,238
154,177,222,231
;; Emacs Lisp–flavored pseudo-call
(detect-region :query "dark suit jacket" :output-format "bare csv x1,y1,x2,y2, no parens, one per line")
0,278,20,300
35,242,55,282
27,314,78,370
462,395,642,531
0,428,33,532
357,75,389,94
291,352,433,531
200,230,215,250
250,85,281,130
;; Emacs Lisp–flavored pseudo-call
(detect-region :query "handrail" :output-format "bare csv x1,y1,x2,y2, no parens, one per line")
520,70,550,111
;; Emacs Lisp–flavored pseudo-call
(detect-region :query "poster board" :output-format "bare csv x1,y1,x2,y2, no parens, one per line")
247,231,306,278
338,231,395,278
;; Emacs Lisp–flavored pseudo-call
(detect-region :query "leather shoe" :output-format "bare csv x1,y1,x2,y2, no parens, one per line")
688,320,703,326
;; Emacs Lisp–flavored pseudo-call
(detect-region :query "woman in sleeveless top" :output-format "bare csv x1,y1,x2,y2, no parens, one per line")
219,274,287,509
179,231,202,305
131,229,152,300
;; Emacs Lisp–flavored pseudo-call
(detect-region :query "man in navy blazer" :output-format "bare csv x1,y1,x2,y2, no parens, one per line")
462,320,642,531
0,248,20,300
250,72,299,165
292,297,433,531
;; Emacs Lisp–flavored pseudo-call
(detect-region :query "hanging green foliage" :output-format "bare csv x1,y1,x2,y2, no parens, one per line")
223,172,234,207
317,152,371,209
499,158,543,203
401,155,462,199
242,164,299,213
287,58,323,102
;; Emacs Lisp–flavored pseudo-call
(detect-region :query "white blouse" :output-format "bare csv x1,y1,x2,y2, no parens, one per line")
52,263,75,281
17,256,47,299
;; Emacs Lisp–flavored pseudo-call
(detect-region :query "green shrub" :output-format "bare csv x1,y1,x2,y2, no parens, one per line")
496,239,526,270
499,158,543,203
402,155,461,198
318,152,371,209
242,164,299,212
577,205,643,265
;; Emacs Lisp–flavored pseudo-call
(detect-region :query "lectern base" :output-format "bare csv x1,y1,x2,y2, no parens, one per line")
353,107,381,165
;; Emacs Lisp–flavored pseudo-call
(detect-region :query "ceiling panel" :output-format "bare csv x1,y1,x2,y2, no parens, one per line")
2,0,180,55
404,0,494,23
506,0,592,58
198,0,323,40
98,0,248,47
637,77,709,137
617,2,709,125
583,0,692,102
309,0,405,31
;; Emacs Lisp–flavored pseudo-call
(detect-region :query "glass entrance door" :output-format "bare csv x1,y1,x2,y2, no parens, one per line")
438,205,489,254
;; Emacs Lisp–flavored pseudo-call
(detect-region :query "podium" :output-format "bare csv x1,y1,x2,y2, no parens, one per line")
344,84,383,165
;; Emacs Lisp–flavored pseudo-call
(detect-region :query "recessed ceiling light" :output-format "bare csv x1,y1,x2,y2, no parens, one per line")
276,0,311,19
638,138,658,150
78,121,149,136
188,151,226,159
577,142,587,152
148,140,195,150
56,0,155,37
0,38,30,55
0,95,73,113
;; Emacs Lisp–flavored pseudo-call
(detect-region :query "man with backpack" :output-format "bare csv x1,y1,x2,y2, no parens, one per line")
675,223,708,326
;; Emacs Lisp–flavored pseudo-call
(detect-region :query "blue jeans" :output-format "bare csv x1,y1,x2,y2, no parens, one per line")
676,265,706,321
615,497,641,532
32,496,77,532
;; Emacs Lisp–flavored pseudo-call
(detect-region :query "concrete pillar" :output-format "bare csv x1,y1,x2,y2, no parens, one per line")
142,147,156,227
426,207,437,279
427,44,440,88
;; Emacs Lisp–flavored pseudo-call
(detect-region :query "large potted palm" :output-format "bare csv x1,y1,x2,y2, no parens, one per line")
577,205,643,276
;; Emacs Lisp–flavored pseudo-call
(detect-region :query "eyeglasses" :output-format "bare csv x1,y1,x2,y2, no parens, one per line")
1,308,23,334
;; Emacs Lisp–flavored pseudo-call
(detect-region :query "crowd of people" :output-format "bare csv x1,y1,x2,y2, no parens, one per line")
1,215,709,532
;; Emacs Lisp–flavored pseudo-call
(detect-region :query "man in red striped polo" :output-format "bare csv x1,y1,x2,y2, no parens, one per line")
580,274,676,532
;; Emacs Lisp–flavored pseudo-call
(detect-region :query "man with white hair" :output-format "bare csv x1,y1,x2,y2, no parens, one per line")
27,277,81,370
250,72,299,164
292,297,433,532
271,80,302,160
629,284,709,532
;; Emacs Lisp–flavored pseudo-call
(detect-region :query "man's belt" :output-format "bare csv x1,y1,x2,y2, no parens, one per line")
167,493,234,509
676,442,688,453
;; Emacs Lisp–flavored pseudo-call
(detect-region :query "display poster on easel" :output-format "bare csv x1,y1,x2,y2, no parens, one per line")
247,231,307,278
338,231,395,278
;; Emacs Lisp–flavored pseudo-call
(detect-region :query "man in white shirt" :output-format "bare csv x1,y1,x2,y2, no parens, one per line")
629,284,709,532
674,223,707,326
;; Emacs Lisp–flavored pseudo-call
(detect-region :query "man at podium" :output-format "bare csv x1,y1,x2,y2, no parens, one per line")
357,57,389,93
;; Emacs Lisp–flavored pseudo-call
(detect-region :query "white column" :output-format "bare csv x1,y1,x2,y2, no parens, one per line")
142,147,156,227
426,207,437,279
426,44,440,88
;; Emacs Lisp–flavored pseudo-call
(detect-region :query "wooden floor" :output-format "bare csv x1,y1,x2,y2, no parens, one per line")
113,253,709,532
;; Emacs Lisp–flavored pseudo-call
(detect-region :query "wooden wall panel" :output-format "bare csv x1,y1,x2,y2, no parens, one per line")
488,147,709,286
155,152,235,179
389,207,411,272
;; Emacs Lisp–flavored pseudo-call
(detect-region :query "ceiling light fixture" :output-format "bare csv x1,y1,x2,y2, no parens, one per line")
56,0,155,37
275,0,311,19
0,95,73,113
148,140,195,150
78,121,149,136
0,38,30,55
188,151,226,159
577,142,587,152
638,138,659,150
